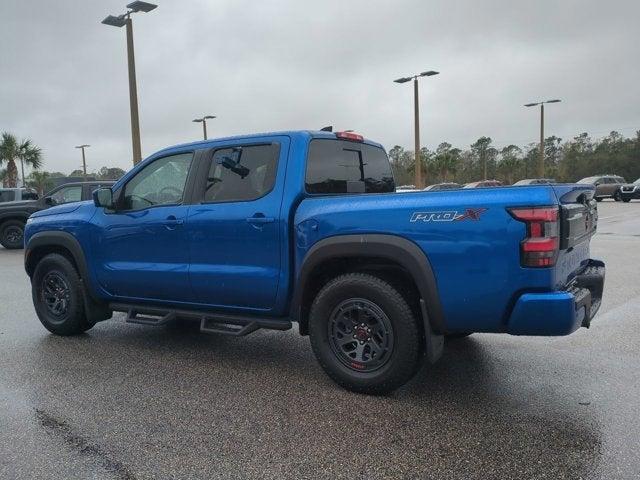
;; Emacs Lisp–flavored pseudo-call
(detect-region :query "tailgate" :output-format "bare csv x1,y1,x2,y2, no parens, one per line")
552,184,598,285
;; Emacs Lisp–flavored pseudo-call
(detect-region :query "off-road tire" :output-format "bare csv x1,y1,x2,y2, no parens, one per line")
0,220,25,249
446,332,472,340
309,273,422,395
32,253,95,335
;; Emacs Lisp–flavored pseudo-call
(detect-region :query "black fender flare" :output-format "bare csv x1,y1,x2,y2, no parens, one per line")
0,211,30,224
25,231,111,322
290,234,446,334
25,231,89,279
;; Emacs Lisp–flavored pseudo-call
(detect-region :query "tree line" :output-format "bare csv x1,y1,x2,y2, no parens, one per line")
4,129,640,193
389,130,640,186
0,132,126,194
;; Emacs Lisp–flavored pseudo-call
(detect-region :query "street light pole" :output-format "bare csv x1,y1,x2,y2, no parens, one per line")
125,16,142,165
75,145,90,179
394,70,439,189
413,78,421,189
539,103,544,178
102,1,157,165
524,99,561,177
192,115,216,140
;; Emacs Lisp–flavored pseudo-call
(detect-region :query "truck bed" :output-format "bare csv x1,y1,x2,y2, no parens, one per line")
294,184,596,333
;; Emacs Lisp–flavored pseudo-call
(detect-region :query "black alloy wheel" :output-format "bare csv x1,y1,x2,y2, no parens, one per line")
41,271,71,320
327,298,394,373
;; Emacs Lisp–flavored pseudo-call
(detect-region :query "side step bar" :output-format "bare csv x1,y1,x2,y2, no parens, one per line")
110,303,292,337
125,307,176,326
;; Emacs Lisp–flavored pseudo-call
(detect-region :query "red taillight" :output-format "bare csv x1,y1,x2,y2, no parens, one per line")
509,206,559,267
336,131,364,142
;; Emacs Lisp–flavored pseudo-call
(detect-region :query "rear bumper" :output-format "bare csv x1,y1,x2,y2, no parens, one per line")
507,259,605,336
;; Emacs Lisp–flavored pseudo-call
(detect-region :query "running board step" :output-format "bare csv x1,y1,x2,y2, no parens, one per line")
126,308,176,326
110,303,291,337
200,318,260,336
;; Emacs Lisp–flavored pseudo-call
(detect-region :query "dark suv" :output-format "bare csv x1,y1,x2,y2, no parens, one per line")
617,178,640,202
577,175,626,201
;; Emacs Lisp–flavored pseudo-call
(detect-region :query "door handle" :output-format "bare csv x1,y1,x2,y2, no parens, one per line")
162,215,184,229
246,214,275,225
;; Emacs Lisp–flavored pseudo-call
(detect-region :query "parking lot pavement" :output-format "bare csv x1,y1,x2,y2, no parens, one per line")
0,200,638,479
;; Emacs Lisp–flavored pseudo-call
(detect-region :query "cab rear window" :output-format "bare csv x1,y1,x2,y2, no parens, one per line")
305,139,395,194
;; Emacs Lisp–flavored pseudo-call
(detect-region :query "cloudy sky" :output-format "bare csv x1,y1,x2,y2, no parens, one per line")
1,0,639,175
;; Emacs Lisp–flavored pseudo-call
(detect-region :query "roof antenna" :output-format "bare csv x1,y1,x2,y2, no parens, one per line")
320,126,333,132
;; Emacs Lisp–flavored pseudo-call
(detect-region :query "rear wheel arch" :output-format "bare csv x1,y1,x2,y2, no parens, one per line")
291,234,445,335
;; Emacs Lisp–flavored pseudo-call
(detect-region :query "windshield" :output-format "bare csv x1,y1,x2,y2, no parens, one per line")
577,177,598,184
634,178,640,185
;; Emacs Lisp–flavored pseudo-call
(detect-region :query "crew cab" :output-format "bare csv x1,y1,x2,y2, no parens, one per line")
23,131,605,394
0,181,113,249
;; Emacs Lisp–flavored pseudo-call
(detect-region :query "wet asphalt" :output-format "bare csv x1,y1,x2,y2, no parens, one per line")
0,201,639,480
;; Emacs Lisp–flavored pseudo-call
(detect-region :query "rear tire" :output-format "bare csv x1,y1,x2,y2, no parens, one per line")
32,253,95,335
446,332,472,340
595,197,602,202
309,273,422,395
0,220,25,249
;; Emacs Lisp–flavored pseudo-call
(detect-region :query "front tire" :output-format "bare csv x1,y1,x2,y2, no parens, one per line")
32,253,95,335
614,191,622,202
623,198,631,203
0,220,25,249
309,273,422,395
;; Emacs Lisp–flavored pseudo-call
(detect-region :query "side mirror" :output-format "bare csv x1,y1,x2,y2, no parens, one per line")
44,196,54,206
93,187,114,209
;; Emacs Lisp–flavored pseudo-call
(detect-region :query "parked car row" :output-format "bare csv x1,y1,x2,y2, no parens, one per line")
413,174,640,203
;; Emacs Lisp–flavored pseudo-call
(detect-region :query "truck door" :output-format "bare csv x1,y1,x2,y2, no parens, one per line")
186,137,289,311
91,152,195,301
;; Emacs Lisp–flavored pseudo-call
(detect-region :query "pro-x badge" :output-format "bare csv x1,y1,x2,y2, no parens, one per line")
410,208,487,222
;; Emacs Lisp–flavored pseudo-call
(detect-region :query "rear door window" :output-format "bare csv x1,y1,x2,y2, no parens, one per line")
0,190,16,202
203,143,280,203
305,139,395,194
22,189,39,200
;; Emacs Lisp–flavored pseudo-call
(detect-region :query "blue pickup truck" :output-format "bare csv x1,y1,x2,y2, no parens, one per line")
23,130,605,394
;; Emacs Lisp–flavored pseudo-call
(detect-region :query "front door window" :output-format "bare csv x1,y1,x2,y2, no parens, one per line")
50,185,82,205
122,153,193,210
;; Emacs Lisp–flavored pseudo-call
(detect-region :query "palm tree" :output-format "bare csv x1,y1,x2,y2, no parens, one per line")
27,171,53,195
430,143,461,182
0,132,43,188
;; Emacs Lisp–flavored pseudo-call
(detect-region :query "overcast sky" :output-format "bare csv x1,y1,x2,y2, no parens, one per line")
1,0,639,175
